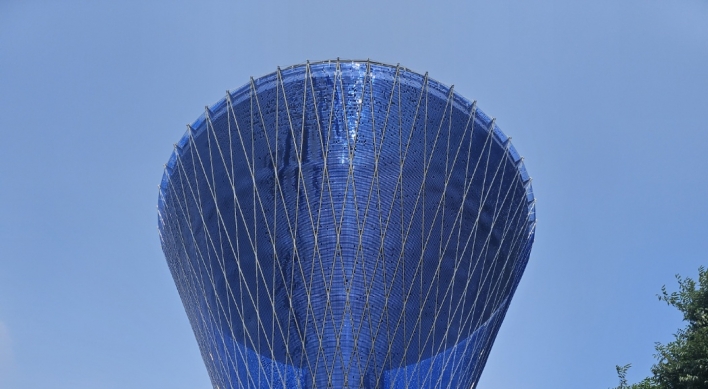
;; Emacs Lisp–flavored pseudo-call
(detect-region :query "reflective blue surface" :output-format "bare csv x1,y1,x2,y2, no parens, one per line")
158,60,535,388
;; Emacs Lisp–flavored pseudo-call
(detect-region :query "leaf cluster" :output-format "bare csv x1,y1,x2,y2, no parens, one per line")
612,364,659,389
611,267,708,389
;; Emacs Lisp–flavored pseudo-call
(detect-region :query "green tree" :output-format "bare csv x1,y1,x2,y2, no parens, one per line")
611,364,658,389
652,266,708,388
611,267,708,389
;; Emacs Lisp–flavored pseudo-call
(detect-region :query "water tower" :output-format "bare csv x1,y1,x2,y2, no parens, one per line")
158,60,535,388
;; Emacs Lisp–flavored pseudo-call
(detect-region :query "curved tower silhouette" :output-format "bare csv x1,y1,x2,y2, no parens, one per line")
158,60,536,389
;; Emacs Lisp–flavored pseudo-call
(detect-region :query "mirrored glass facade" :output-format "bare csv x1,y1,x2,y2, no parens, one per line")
158,60,536,389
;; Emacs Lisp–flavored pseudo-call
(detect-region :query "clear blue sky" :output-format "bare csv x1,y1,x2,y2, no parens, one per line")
1,1,706,388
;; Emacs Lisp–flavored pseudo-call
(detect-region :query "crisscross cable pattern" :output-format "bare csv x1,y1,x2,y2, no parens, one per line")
158,60,536,389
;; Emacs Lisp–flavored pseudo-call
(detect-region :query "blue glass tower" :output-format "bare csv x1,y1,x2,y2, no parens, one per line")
158,60,535,389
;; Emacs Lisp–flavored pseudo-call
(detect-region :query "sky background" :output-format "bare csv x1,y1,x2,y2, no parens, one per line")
1,1,707,388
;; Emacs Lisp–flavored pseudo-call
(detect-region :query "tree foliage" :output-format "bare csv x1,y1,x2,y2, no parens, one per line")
612,364,658,389
611,267,708,389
